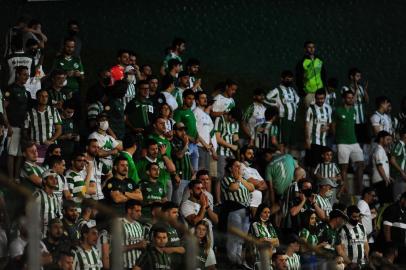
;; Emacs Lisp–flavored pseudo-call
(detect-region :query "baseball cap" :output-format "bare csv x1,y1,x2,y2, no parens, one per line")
42,169,57,179
174,122,187,131
329,209,349,221
318,178,338,188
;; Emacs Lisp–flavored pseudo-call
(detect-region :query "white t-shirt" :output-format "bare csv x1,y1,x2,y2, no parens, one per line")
370,111,392,134
240,162,264,181
372,144,389,184
10,236,27,258
162,91,178,111
88,131,119,169
193,106,214,147
357,199,374,243
212,94,235,113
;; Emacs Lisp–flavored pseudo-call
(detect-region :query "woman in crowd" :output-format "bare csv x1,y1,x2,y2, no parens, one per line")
195,220,216,270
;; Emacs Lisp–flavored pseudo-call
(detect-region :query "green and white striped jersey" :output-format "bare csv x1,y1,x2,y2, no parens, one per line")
214,116,239,157
340,223,367,265
136,246,171,270
65,169,92,207
306,103,332,146
88,131,119,171
221,176,251,207
123,83,136,109
286,253,300,270
252,121,278,150
163,52,182,70
342,85,367,124
24,105,62,144
243,102,266,137
212,94,235,113
173,86,185,108
315,194,332,216
20,161,44,192
121,217,144,268
299,228,318,246
265,85,300,121
391,140,406,176
73,245,103,270
314,162,340,178
34,189,62,234
87,101,104,121
326,90,337,110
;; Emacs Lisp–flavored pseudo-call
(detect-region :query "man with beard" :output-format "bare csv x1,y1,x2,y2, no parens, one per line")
72,222,102,269
242,88,266,141
239,145,267,216
265,70,300,152
110,49,130,83
103,156,142,216
20,141,44,192
173,71,190,108
161,37,186,75
62,200,80,245
186,58,202,91
42,218,69,269
35,170,63,235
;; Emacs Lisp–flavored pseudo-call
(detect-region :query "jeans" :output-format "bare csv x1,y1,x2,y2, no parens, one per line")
189,143,199,172
227,208,250,264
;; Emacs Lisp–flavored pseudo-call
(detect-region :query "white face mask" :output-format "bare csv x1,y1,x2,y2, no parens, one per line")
325,190,333,197
336,263,345,270
126,74,136,83
99,120,109,131
63,79,67,86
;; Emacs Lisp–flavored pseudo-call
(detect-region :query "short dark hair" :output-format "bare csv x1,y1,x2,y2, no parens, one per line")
125,199,142,212
67,19,79,27
304,40,315,47
63,99,76,110
161,201,178,212
122,134,137,149
253,88,265,96
281,70,294,78
161,75,174,90
194,91,206,101
22,140,36,153
15,65,28,75
63,37,76,45
376,130,391,143
188,180,203,189
341,90,354,98
348,67,361,78
172,37,185,48
362,187,376,198
272,250,286,262
225,79,238,88
116,49,129,58
375,96,389,109
25,38,38,48
196,169,209,179
315,88,326,97
63,199,76,210
228,107,242,122
113,155,128,167
240,145,255,156
167,59,181,70
145,139,158,148
153,227,168,238
186,58,200,67
346,205,360,217
321,147,333,155
146,162,159,171
87,138,98,146
137,80,149,89
265,107,279,120
182,89,195,99
48,156,64,168
51,69,67,78
28,19,41,28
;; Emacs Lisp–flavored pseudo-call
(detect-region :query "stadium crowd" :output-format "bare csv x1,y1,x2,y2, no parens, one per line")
0,16,405,270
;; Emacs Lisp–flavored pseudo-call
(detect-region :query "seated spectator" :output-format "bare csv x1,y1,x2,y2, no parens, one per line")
285,234,301,270
389,128,406,200
88,113,122,171
271,250,288,270
315,178,337,219
370,96,392,136
58,100,80,163
42,143,62,169
194,220,216,270
20,141,44,192
173,71,189,108
47,69,67,111
42,218,69,269
47,155,72,205
61,200,79,245
72,222,102,269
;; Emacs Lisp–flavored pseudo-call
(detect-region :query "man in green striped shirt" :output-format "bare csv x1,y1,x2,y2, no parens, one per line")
34,170,62,235
47,69,67,111
390,129,406,199
121,200,148,269
73,222,102,270
172,71,189,108
285,234,301,270
252,106,279,151
20,142,44,192
135,227,171,270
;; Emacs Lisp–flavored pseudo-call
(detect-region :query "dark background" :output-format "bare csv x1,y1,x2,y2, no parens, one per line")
0,0,405,112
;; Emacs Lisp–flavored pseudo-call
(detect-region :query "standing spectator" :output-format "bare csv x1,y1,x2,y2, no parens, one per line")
357,187,377,246
161,37,186,75
332,90,365,196
265,70,300,152
24,89,62,163
3,16,29,57
381,192,406,265
110,49,129,83
248,203,279,269
47,155,72,205
72,223,103,270
172,71,189,108
221,159,254,266
397,97,406,132
47,69,67,111
22,19,47,49
3,38,35,86
390,129,406,199
193,91,216,171
211,79,237,117
173,89,199,171
88,113,122,171
105,80,127,140
161,75,178,111
186,58,202,91
242,88,266,140
158,103,175,140
370,96,392,136
315,178,337,219
20,141,44,192
304,89,332,170
317,209,348,258
122,66,137,108
53,37,84,99
4,66,32,182
65,152,96,211
171,122,193,204
138,64,152,81
120,200,147,269
86,68,110,106
371,131,393,204
63,20,81,58
285,234,301,270
42,218,68,269
194,220,216,270
296,41,326,107
124,80,154,140
150,202,185,269
314,147,341,183
342,68,369,146
135,227,171,270
251,106,279,151
337,205,369,266
119,134,141,184
325,77,338,110
166,59,182,79
24,38,43,99
148,75,161,107
34,170,62,235
102,157,142,215
58,100,80,163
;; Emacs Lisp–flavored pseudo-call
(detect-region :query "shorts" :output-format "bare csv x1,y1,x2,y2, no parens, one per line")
305,144,325,168
355,123,370,144
280,118,296,146
337,143,364,164
7,127,22,156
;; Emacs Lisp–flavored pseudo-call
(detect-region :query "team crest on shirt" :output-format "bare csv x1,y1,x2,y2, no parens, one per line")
159,188,163,193
73,63,79,69
128,183,133,189
342,115,346,119
107,183,112,189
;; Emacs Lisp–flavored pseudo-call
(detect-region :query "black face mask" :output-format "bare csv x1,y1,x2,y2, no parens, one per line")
302,189,313,198
349,218,358,226
102,77,111,86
